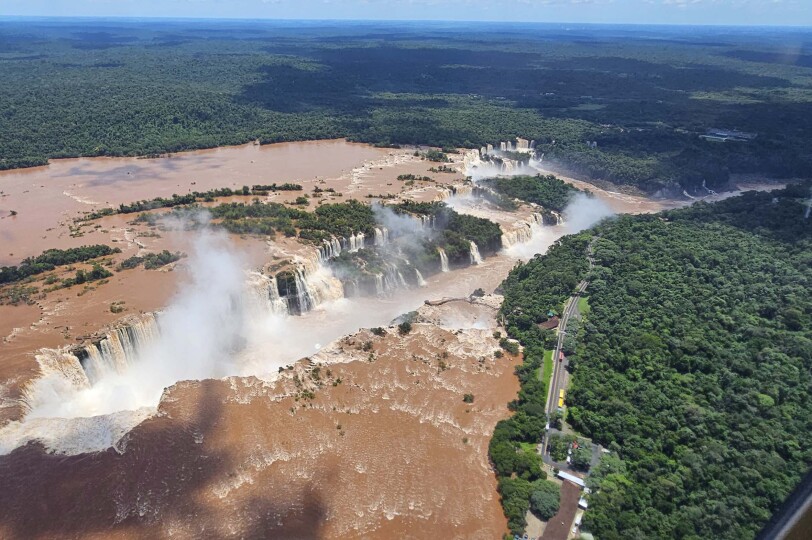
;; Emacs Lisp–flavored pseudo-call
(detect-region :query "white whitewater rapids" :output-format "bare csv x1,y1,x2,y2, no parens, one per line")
438,248,450,272
0,183,609,456
318,232,367,261
469,241,483,265
1,238,346,455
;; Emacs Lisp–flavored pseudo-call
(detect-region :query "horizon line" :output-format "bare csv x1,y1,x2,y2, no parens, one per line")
1,15,811,30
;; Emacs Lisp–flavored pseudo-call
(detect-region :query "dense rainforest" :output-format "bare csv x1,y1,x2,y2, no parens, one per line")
1,21,811,193
491,234,592,534
495,183,812,539
480,174,584,212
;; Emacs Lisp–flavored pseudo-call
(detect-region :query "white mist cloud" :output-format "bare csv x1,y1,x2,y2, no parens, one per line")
25,231,249,420
562,192,615,233
505,193,613,260
372,203,430,239
1,183,615,454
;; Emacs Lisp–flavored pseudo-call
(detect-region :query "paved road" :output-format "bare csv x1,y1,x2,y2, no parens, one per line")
540,242,594,456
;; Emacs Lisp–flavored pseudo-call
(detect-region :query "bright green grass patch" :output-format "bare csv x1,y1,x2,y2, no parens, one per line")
577,296,590,317
542,349,554,397
519,441,539,454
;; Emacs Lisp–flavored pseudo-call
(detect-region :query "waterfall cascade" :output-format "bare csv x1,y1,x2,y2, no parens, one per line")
501,213,546,249
438,248,449,273
287,253,345,314
246,271,289,316
319,232,367,261
76,256,346,339
319,237,342,261
701,179,718,196
21,348,90,409
396,269,408,288
73,313,161,383
348,232,365,252
374,227,390,246
378,262,409,295
469,241,483,265
374,274,384,295
436,184,476,202
462,149,482,170
415,269,427,287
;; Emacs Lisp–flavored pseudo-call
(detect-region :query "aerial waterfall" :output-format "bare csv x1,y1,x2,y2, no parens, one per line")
374,227,389,246
19,231,258,422
501,213,545,249
283,253,345,313
469,241,483,265
319,237,343,260
79,313,161,384
438,248,449,272
348,232,365,252
246,271,289,316
374,274,384,295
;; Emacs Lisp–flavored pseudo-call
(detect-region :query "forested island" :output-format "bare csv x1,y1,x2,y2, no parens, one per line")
480,174,584,212
1,20,811,194
495,183,812,539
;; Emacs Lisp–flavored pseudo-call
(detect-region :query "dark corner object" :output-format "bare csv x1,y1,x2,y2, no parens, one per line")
756,469,812,540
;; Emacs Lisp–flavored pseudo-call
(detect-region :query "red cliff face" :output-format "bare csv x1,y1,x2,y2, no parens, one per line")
0,320,520,539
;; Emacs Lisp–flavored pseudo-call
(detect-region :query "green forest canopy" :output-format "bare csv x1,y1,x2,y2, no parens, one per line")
480,174,584,212
1,21,811,193
496,183,812,539
0,245,121,285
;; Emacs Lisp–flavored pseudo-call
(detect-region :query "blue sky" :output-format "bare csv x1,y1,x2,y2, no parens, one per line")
1,0,810,27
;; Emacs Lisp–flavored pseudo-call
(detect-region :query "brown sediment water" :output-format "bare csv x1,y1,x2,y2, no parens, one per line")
0,304,41,344
0,136,710,431
0,140,440,417
0,211,272,423
0,139,758,539
0,140,391,265
534,167,674,214
0,314,520,539
238,253,521,372
0,140,665,428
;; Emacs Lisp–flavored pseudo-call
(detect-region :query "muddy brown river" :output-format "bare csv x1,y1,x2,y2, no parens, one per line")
0,139,778,540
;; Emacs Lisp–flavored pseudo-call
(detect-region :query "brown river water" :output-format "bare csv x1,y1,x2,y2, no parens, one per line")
0,140,781,540
0,140,392,266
